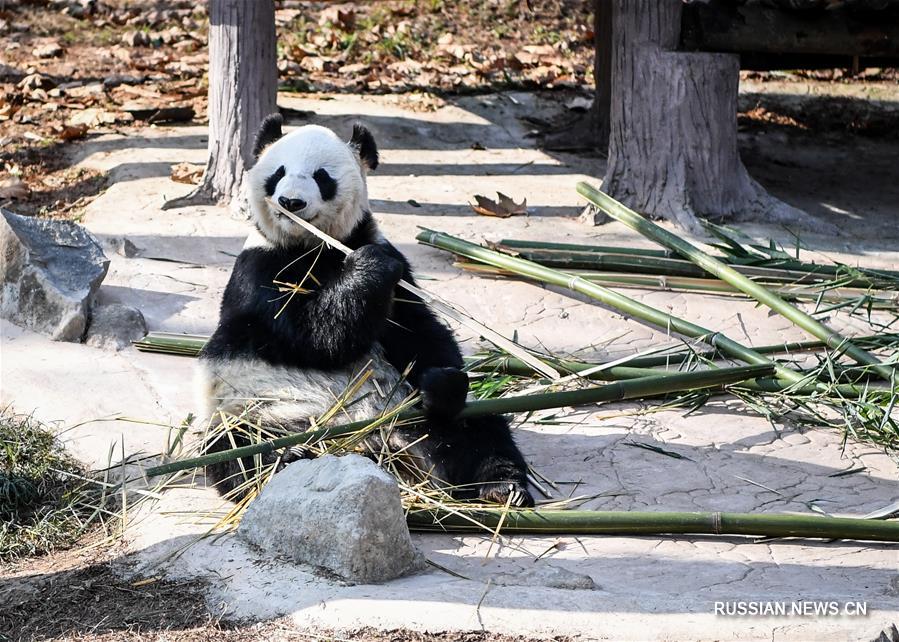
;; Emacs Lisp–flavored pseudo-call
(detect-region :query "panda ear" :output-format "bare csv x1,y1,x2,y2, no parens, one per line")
252,113,283,158
349,123,378,171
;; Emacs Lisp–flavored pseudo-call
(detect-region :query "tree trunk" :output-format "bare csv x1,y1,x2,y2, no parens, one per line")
591,0,612,149
601,0,806,231
164,0,277,212
543,0,611,153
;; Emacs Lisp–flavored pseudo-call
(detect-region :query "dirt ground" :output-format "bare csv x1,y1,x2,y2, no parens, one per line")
1,539,567,642
2,0,897,218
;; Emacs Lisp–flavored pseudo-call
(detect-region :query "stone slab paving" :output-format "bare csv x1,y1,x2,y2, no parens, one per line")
2,90,897,641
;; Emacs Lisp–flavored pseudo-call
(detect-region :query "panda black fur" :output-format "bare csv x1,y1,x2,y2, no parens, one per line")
197,115,534,507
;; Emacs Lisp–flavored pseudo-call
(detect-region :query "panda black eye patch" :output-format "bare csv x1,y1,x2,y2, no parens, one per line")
264,165,286,196
313,168,337,201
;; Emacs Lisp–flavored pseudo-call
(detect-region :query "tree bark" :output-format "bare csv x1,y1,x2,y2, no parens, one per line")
164,0,277,211
601,0,807,230
591,0,612,149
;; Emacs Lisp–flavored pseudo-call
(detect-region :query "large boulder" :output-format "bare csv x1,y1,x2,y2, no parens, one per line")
239,454,424,584
0,209,109,341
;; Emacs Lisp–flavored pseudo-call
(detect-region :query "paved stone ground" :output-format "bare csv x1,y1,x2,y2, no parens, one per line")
2,89,898,641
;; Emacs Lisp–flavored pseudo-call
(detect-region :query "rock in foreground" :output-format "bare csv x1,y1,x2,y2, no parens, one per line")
1,209,109,341
239,454,424,584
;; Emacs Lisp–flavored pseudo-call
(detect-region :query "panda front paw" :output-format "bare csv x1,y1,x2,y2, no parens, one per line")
420,366,469,421
479,481,534,508
347,244,404,286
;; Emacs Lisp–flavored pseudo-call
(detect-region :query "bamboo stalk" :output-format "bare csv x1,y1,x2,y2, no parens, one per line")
577,182,895,382
495,247,831,285
406,508,899,541
133,331,899,366
497,238,674,258
472,355,882,397
457,262,898,307
416,228,807,385
498,238,899,283
265,197,562,380
144,364,772,479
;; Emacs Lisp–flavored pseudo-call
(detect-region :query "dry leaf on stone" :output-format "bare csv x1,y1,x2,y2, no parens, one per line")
170,162,204,185
470,192,528,218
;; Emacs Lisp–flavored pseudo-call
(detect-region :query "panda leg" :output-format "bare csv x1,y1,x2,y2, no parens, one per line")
400,415,533,508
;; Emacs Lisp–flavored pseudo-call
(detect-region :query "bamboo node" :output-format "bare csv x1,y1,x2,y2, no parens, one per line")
712,511,723,535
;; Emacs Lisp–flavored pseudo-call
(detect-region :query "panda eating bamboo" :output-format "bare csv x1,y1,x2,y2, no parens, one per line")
196,115,534,508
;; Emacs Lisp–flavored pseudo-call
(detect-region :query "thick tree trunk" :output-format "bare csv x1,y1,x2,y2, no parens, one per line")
601,0,806,231
165,0,277,211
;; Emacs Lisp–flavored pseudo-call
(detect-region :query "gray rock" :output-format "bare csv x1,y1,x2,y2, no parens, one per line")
85,303,147,350
493,565,597,591
239,454,424,584
1,209,109,341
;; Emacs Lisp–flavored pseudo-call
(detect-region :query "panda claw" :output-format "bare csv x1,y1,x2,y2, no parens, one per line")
479,481,534,508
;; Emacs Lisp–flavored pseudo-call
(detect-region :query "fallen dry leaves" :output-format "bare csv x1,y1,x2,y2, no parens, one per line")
170,162,204,185
470,192,528,218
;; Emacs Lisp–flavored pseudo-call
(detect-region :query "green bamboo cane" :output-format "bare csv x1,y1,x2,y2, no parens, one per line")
472,355,882,397
416,228,807,385
498,238,899,283
144,364,772,479
458,262,898,307
406,508,899,541
133,331,899,365
498,238,674,258
577,182,895,382
129,332,876,395
495,247,829,284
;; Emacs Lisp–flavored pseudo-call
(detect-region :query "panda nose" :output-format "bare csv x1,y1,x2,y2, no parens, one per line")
278,196,307,213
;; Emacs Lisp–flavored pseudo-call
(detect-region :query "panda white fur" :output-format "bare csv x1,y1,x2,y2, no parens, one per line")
197,115,533,507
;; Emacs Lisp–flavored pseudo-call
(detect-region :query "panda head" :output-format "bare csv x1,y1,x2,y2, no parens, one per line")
247,115,379,248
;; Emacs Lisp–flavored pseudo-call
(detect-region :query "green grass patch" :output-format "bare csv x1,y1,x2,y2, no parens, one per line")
0,409,110,562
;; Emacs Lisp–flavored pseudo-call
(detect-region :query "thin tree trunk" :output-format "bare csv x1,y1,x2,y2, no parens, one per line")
164,0,277,212
591,0,611,149
600,0,808,231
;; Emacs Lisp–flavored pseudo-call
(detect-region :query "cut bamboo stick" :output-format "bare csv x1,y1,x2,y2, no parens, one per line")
144,364,772,479
406,508,899,542
264,197,561,380
457,262,898,307
416,228,807,385
577,182,895,382
498,238,899,283
471,354,882,397
494,247,831,284
133,331,899,366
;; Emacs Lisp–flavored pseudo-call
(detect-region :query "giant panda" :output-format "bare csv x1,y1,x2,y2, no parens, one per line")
196,115,534,508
